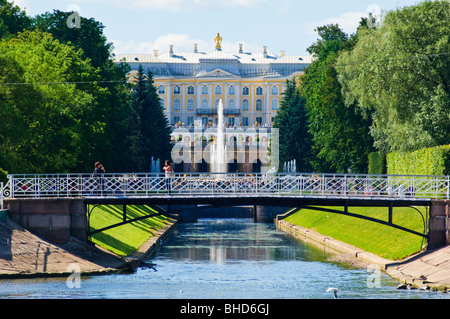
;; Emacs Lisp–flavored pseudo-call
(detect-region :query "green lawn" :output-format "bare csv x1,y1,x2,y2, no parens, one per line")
88,205,174,256
284,206,429,260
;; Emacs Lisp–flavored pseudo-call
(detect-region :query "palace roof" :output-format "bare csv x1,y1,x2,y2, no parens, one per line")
115,47,311,79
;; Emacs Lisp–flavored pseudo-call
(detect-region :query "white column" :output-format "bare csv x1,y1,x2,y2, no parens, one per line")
167,82,173,124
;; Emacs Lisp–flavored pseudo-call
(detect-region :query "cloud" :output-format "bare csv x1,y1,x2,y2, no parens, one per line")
10,0,28,10
303,11,368,36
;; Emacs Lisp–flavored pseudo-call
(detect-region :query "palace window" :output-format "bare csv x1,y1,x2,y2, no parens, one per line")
242,86,249,95
187,86,195,95
160,98,165,109
187,99,194,111
201,99,209,109
256,86,263,95
242,117,249,127
202,85,208,94
173,85,181,94
271,86,279,95
174,116,180,124
228,99,236,109
271,99,279,110
255,117,263,125
229,85,235,95
256,99,263,111
187,116,194,126
173,99,181,111
215,85,222,95
158,85,165,94
242,99,249,111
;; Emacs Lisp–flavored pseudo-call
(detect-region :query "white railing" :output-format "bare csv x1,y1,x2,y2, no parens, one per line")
2,173,449,200
0,182,4,209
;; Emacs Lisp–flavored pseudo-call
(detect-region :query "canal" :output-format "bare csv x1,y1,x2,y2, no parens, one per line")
0,218,449,299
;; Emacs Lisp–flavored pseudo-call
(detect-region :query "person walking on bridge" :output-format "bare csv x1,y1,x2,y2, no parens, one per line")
163,160,174,195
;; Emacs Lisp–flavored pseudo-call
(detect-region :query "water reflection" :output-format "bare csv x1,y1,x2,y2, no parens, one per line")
155,219,330,264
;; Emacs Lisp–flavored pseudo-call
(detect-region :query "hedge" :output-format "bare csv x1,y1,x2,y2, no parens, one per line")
387,144,450,176
368,151,386,174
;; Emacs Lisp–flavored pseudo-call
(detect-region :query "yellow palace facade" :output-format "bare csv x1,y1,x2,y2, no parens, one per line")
115,34,312,128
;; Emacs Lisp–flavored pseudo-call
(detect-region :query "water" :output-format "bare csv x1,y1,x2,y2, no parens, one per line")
0,219,449,300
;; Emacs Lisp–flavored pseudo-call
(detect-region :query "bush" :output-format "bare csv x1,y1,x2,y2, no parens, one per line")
387,144,450,176
368,152,386,174
0,168,7,184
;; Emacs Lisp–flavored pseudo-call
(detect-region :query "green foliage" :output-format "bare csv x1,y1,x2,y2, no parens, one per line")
33,10,113,70
0,30,104,173
368,152,386,174
337,1,450,153
302,24,374,173
387,144,450,176
0,168,7,184
32,10,133,173
0,8,133,174
0,0,32,40
273,79,312,172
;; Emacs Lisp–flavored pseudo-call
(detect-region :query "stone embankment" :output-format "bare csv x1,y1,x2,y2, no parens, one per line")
0,213,176,279
276,219,450,292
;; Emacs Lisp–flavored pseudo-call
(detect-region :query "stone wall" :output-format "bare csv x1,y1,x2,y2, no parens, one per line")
4,198,87,244
428,200,450,249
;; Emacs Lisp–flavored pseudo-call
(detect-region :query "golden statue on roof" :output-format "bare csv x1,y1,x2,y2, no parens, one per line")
214,33,222,51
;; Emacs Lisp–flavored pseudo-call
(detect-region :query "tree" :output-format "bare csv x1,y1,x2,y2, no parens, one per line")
273,78,312,172
0,0,32,40
302,24,374,173
337,1,450,153
33,10,133,172
33,10,112,70
128,65,171,172
0,30,104,173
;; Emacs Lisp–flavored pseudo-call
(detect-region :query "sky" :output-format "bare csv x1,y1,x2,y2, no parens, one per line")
12,0,424,56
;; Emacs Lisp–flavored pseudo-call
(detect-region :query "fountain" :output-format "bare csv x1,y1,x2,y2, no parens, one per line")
211,99,227,173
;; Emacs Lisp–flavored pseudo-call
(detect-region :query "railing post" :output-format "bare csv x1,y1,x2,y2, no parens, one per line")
0,182,3,210
447,176,449,200
36,175,39,198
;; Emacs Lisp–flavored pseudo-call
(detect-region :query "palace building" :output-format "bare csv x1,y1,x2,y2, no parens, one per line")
114,33,312,128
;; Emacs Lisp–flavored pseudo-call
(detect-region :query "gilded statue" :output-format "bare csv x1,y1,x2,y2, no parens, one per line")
214,33,222,50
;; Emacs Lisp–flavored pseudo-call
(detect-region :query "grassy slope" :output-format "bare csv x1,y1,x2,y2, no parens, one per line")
88,205,173,256
284,206,428,260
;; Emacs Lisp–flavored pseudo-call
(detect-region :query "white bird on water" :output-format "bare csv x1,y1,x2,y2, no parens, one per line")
326,287,339,299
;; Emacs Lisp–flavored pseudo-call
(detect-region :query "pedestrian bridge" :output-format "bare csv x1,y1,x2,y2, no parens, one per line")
1,172,449,248
2,172,449,200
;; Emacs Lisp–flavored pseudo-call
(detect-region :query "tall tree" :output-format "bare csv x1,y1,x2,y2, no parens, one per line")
0,0,32,40
33,10,132,172
337,1,450,153
302,24,374,173
273,79,312,172
0,30,104,173
128,65,171,172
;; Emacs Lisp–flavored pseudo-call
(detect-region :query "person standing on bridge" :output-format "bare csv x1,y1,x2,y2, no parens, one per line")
163,160,174,195
92,162,106,195
92,162,105,177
